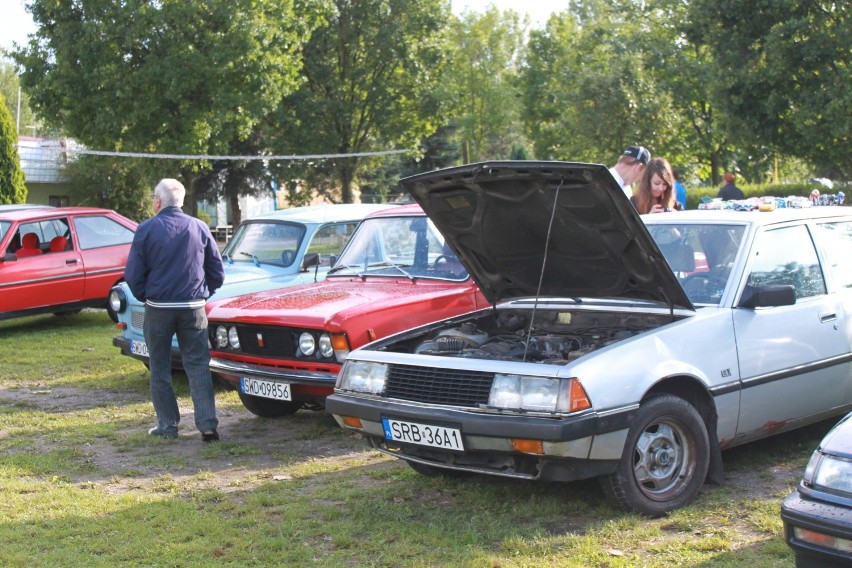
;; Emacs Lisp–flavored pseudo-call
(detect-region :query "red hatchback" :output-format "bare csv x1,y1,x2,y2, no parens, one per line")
0,206,137,321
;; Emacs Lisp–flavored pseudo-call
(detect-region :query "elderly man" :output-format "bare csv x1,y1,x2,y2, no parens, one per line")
609,145,651,198
125,178,225,442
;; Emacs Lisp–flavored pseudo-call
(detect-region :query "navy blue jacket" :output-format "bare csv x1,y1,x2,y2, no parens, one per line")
125,206,224,307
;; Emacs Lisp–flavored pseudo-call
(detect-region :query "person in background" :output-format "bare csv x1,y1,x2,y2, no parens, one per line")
717,171,745,201
609,145,651,198
630,157,681,214
673,169,687,209
125,178,225,442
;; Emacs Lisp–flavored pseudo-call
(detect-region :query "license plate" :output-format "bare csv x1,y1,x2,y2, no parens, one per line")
130,340,149,357
240,377,291,401
381,417,464,451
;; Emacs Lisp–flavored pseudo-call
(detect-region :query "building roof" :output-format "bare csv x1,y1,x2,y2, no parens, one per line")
16,137,80,184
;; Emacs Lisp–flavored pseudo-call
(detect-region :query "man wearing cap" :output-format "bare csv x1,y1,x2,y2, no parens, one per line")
609,145,651,198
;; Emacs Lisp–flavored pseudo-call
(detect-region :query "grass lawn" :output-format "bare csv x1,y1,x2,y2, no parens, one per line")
0,310,824,566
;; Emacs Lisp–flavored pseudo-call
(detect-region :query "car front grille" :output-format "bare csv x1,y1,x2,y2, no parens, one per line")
131,311,145,330
384,364,494,407
233,326,295,358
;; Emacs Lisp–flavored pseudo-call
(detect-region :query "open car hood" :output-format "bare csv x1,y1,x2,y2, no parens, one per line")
401,161,694,310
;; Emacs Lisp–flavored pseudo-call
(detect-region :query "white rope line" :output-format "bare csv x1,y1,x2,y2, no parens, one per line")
71,148,411,160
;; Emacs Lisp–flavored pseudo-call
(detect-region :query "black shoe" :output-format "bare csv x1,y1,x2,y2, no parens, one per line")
148,426,178,439
201,430,220,442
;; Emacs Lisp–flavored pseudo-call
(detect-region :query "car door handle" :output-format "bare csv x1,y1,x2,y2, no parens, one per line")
819,312,837,323
65,259,78,265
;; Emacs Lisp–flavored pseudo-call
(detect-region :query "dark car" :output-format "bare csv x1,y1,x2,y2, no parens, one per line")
0,206,137,321
782,412,852,567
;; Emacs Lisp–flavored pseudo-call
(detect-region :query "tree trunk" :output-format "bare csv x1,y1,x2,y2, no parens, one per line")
229,192,242,227
339,161,356,203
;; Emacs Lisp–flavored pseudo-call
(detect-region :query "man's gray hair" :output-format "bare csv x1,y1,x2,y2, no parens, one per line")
154,178,186,208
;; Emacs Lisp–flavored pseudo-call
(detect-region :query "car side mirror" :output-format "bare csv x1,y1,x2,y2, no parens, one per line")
301,252,320,272
738,284,796,308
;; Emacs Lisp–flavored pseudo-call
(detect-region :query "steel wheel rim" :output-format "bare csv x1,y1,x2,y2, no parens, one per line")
632,417,696,501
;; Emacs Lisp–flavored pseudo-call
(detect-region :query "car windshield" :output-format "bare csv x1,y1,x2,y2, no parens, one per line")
222,221,307,267
330,216,469,281
647,223,746,306
0,221,9,245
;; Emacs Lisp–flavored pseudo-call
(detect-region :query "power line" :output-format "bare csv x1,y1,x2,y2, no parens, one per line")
72,148,411,160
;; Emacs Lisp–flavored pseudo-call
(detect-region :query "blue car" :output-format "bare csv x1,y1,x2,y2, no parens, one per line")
782,411,852,567
110,203,391,369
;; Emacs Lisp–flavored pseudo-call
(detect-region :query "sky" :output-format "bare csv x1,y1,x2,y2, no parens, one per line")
1,0,567,53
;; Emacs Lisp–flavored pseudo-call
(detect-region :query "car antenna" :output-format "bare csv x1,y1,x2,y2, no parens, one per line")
522,175,564,363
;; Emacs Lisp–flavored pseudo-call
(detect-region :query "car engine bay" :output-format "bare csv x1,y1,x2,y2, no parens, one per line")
409,309,674,364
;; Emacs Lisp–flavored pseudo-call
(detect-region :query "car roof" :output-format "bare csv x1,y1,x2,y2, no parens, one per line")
0,206,130,222
245,203,394,224
644,207,852,228
0,204,54,212
363,202,424,218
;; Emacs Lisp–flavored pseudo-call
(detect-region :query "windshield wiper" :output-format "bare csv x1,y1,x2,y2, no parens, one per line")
327,262,371,280
364,261,415,281
239,251,261,267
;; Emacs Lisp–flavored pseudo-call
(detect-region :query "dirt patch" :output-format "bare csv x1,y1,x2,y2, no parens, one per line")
0,382,388,496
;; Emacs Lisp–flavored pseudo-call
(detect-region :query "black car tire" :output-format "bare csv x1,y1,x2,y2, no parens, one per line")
601,394,710,517
237,391,300,418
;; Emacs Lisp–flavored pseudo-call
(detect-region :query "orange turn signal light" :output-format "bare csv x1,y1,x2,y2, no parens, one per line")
341,416,363,429
569,379,592,412
116,322,127,330
331,334,350,351
512,439,544,454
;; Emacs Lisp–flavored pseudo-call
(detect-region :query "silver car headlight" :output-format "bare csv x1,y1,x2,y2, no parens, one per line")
214,326,229,348
299,332,316,356
227,327,240,350
318,333,334,358
109,288,127,313
488,374,572,413
336,361,388,394
803,450,852,496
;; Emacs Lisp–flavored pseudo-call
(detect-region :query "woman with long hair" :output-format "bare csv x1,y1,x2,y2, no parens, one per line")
630,157,681,214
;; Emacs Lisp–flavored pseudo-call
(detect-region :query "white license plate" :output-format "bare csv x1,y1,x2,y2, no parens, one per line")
382,417,464,451
130,340,149,357
240,377,291,401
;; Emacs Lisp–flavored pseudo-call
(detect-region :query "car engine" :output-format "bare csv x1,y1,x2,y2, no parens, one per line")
412,309,670,364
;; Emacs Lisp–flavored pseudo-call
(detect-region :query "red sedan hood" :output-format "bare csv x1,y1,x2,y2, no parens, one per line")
207,277,474,328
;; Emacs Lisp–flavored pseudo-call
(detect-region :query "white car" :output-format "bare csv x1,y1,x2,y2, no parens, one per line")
327,160,852,516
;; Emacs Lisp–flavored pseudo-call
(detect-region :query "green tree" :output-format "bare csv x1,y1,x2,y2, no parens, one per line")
688,0,851,180
12,0,320,211
0,62,39,138
0,93,27,204
64,155,160,222
444,7,530,162
519,1,669,164
270,0,450,203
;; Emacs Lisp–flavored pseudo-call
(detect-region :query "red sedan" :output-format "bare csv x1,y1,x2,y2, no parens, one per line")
0,206,137,321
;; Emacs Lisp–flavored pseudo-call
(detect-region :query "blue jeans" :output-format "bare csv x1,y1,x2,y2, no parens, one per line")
144,305,218,434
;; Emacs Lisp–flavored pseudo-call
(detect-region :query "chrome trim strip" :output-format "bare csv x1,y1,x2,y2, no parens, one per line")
209,357,337,385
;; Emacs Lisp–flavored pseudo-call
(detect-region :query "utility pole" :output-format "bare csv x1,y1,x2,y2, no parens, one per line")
16,87,21,134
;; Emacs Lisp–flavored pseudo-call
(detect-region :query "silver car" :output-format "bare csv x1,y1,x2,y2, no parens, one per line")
326,161,852,516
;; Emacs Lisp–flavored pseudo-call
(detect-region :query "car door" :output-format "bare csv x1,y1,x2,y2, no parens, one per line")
0,218,86,313
72,214,135,301
733,222,852,438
